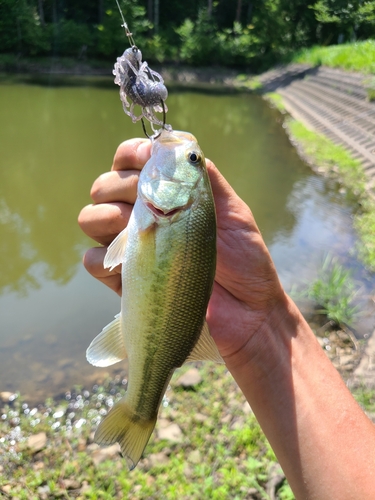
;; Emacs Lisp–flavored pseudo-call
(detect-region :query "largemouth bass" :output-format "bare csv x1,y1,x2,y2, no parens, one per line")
86,129,223,469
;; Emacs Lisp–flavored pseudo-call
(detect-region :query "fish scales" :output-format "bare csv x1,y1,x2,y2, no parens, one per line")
126,195,216,418
86,130,223,469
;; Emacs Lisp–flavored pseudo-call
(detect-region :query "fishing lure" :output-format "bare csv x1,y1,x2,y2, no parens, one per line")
113,0,171,135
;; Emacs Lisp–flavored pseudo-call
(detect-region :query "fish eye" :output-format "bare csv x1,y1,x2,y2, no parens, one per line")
187,151,201,164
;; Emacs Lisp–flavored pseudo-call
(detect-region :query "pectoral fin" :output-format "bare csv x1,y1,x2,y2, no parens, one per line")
185,321,224,364
104,227,128,271
86,313,127,367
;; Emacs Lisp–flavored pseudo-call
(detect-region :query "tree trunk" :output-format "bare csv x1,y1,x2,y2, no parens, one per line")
247,1,253,23
235,0,242,23
98,0,104,24
38,0,45,26
154,0,159,33
148,0,153,23
52,0,57,24
208,0,213,18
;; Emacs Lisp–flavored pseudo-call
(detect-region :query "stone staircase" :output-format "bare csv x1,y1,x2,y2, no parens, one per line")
262,65,375,190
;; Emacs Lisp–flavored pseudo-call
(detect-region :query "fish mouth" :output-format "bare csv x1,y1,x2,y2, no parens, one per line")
146,202,182,218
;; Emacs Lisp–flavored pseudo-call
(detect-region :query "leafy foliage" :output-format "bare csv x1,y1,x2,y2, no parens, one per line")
0,0,374,69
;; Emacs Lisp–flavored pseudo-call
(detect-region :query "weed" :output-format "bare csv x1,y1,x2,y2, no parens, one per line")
301,255,358,327
352,384,375,413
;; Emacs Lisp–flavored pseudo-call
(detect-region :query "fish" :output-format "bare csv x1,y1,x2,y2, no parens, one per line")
86,129,223,469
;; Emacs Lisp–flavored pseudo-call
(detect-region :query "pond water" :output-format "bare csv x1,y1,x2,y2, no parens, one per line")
0,77,374,404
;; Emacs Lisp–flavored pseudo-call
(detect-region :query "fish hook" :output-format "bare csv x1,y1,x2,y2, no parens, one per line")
141,99,167,140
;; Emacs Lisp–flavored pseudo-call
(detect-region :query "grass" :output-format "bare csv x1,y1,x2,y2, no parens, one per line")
300,254,358,328
234,74,263,91
292,40,375,75
0,364,294,499
286,118,367,198
263,93,286,113
1,363,374,499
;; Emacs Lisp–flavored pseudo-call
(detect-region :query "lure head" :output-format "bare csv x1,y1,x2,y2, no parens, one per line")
123,47,142,71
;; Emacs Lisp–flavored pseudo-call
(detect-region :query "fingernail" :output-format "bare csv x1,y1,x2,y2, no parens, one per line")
137,140,152,165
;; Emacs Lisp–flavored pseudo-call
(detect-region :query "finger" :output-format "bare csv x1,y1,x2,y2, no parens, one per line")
83,247,122,296
112,138,151,171
90,170,139,205
78,202,132,246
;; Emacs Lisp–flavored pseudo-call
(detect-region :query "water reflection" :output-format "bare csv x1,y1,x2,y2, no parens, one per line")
0,80,373,404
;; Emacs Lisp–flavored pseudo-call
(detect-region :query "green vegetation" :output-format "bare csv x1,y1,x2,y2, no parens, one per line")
1,0,374,70
287,119,366,198
353,384,375,413
0,364,293,499
284,117,375,271
1,364,374,499
264,92,287,112
293,40,375,74
300,255,358,327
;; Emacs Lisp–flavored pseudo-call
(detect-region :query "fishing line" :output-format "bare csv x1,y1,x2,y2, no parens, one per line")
115,0,137,48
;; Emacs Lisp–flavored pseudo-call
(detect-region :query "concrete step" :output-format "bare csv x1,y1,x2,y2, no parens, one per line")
274,65,375,191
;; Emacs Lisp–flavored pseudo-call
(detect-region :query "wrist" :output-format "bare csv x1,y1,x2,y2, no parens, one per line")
223,292,307,377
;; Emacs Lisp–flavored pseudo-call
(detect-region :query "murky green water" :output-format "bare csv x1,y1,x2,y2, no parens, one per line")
0,78,374,404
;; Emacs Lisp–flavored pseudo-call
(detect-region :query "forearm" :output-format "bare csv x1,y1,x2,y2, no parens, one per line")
225,294,375,499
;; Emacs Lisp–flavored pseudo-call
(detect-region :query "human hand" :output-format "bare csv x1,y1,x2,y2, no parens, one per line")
78,138,289,366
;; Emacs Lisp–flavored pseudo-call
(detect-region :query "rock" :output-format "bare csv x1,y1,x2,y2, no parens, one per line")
221,414,232,424
158,418,172,428
86,443,100,452
230,417,245,430
242,401,253,415
0,392,13,402
77,438,87,452
80,481,90,494
146,475,155,487
27,432,47,453
183,464,193,479
188,449,201,464
148,451,169,468
33,461,45,471
340,354,354,366
157,423,183,443
91,443,121,466
1,485,12,494
37,485,50,499
61,479,81,490
247,487,259,498
193,412,206,423
175,368,202,388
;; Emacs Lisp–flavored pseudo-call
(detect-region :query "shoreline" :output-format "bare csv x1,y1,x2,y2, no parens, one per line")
2,61,375,402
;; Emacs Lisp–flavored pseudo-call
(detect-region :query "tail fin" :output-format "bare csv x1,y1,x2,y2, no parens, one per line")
95,398,157,470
